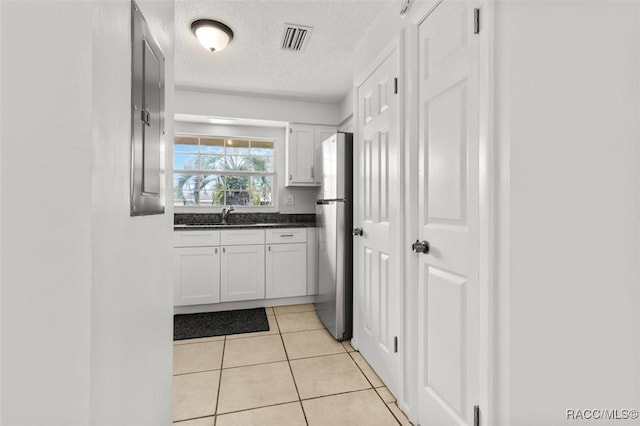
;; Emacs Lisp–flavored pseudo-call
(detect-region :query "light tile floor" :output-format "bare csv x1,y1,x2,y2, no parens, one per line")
173,304,413,425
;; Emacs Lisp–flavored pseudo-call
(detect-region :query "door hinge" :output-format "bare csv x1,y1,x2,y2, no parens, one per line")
394,77,398,94
474,405,480,426
473,8,480,34
393,336,398,353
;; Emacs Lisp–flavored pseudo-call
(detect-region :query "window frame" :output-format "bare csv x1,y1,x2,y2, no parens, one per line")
172,132,278,212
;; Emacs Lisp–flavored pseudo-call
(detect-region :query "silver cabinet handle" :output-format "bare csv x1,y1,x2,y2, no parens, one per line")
215,248,218,254
289,174,293,181
268,246,271,252
280,234,294,237
222,247,226,253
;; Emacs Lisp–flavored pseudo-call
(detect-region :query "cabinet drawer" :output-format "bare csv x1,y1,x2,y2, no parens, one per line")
266,228,307,244
220,229,265,246
174,231,221,247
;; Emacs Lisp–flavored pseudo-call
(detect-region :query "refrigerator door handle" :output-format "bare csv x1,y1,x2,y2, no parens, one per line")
316,198,347,205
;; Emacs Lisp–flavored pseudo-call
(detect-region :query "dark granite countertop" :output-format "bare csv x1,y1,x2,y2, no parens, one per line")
173,213,316,231
174,222,316,231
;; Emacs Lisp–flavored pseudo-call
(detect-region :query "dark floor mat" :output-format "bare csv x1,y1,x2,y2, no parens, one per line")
174,308,269,341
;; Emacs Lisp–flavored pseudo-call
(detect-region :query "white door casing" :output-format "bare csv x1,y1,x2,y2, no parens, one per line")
417,0,480,425
354,46,402,396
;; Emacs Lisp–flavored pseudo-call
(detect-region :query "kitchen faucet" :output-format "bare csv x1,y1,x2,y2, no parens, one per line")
221,205,235,224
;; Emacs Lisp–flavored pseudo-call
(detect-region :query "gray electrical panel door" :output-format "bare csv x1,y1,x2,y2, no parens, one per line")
131,1,165,216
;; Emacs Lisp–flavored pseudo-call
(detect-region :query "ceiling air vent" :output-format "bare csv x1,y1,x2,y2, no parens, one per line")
281,23,313,52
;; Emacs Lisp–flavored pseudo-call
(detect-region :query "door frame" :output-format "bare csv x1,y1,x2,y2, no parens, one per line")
403,0,498,424
352,32,405,400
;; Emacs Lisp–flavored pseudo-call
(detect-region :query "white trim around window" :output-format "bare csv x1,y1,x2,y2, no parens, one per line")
172,132,279,213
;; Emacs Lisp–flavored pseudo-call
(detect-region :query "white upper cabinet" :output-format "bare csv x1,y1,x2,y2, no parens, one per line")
286,124,316,185
286,123,336,187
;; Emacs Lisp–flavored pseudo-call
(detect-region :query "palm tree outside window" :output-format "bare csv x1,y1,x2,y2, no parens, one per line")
174,135,275,207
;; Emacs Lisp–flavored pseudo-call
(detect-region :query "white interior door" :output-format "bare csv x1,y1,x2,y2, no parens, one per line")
417,1,480,425
354,47,401,395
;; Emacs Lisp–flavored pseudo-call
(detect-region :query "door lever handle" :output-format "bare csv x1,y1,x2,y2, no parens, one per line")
411,240,430,254
353,227,364,237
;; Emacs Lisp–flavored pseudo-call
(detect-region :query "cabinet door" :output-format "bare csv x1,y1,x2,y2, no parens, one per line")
314,126,337,184
174,247,220,306
220,245,265,302
287,124,316,185
266,243,307,298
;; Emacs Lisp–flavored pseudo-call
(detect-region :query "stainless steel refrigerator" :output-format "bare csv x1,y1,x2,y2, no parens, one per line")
315,132,353,341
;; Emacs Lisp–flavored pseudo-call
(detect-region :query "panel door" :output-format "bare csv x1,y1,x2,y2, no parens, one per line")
220,245,266,302
354,47,401,395
173,247,220,306
287,124,315,185
265,243,307,298
417,1,480,424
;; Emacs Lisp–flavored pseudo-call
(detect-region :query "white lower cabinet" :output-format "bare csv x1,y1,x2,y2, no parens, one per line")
173,227,314,306
266,243,307,298
220,244,265,302
174,246,220,306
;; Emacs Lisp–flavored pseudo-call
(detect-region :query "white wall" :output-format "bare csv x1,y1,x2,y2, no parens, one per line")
174,122,318,214
353,2,406,83
176,88,340,126
1,2,94,424
173,89,340,215
1,1,174,424
494,2,640,424
338,90,354,131
89,1,174,424
0,1,4,421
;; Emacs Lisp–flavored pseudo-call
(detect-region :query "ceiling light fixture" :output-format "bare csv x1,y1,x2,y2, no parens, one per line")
191,19,234,53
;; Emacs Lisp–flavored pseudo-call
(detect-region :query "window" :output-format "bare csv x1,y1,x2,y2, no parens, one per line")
173,135,275,207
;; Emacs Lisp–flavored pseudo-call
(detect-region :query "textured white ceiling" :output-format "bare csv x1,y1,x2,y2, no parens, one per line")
175,0,388,104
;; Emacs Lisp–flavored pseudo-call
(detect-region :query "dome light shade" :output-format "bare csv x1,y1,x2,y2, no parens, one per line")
191,19,234,52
